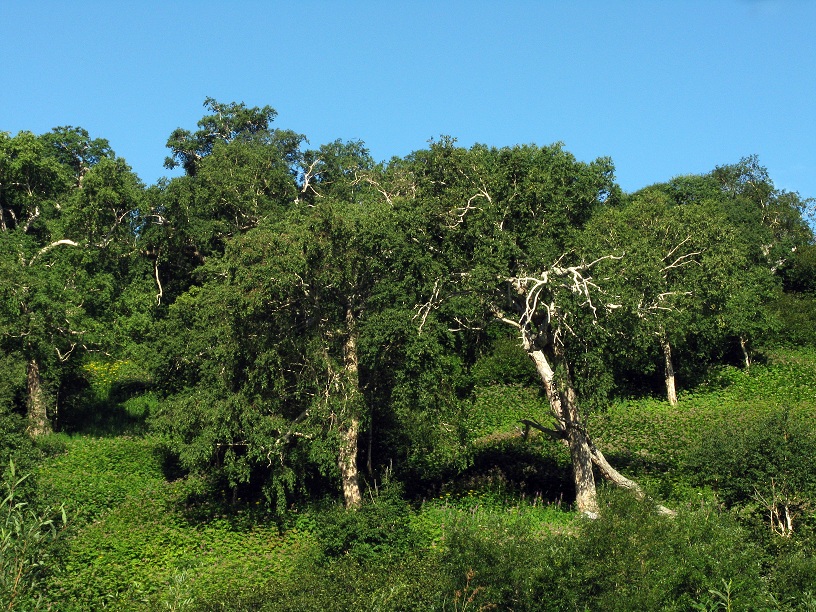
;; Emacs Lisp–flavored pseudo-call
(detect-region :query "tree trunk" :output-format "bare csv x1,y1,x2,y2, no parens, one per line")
661,335,678,406
521,331,598,517
338,417,362,508
26,359,51,437
740,336,751,370
519,327,674,517
338,307,363,509
587,441,675,515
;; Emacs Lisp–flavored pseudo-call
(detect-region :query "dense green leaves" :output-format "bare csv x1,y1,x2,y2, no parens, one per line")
4,101,816,609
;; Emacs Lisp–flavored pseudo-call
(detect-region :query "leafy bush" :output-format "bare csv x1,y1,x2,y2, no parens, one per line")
767,549,816,610
573,491,768,611
440,506,576,610
771,293,816,346
0,411,42,498
685,406,816,509
314,479,417,563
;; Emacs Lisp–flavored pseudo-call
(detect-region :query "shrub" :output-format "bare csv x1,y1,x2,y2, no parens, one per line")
440,508,576,610
0,411,42,499
572,490,768,611
685,406,816,511
314,479,417,563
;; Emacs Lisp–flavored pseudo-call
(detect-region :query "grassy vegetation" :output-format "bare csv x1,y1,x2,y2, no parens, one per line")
7,346,816,610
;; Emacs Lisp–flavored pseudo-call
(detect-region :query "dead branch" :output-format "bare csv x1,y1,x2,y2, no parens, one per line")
445,180,493,228
413,279,442,334
299,157,323,199
154,254,163,305
28,239,80,266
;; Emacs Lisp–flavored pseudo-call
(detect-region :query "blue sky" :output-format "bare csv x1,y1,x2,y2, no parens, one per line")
2,1,814,206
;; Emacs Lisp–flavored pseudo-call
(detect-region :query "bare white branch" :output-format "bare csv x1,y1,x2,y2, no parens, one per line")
28,239,80,266
413,279,442,334
154,256,163,305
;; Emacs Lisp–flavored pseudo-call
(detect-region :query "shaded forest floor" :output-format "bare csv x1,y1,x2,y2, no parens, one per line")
34,347,816,610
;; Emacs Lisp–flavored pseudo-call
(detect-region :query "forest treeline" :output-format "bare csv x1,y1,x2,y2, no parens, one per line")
2,98,815,517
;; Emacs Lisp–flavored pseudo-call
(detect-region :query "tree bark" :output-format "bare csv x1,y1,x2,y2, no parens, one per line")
26,359,51,437
661,335,678,406
521,330,598,517
519,326,676,516
740,336,751,370
587,441,675,515
338,417,362,509
338,307,363,509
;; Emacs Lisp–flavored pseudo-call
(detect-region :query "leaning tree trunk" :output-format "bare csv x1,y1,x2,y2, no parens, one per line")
338,307,363,509
26,358,51,437
521,331,598,516
521,328,675,517
660,334,678,406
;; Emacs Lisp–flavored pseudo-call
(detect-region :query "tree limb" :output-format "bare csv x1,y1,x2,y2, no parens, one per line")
28,239,80,266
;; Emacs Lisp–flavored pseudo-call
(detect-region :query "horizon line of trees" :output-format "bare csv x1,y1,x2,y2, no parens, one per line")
2,98,815,515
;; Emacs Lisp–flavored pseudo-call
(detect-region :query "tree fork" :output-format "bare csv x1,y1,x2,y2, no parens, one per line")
521,331,673,517
520,332,598,516
518,417,675,516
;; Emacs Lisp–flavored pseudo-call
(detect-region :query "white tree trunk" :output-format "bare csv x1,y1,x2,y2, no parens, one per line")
338,307,363,509
520,327,674,516
661,336,678,406
521,331,598,517
740,336,752,370
26,359,51,437
338,416,362,508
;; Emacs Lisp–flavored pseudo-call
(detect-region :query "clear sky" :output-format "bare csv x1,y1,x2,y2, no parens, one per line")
2,1,814,205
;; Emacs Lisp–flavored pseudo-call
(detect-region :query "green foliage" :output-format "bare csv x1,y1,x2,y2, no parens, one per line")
1,460,66,611
0,410,41,486
37,435,302,610
163,97,301,177
767,550,816,609
47,478,301,610
37,435,165,527
467,384,547,439
314,480,416,563
470,334,539,388
31,341,816,610
437,510,573,611
782,243,816,294
686,405,816,514
59,358,154,435
0,352,25,412
0,127,150,436
6,110,816,610
575,492,767,611
771,292,816,346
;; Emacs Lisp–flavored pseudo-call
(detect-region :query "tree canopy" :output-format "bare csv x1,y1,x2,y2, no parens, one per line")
2,100,813,515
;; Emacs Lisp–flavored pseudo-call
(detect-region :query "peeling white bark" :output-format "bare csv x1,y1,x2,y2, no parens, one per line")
338,307,362,509
661,336,678,406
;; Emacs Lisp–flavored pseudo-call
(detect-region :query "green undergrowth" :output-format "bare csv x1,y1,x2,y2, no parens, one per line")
37,436,312,610
27,346,816,610
36,434,165,527
589,346,816,501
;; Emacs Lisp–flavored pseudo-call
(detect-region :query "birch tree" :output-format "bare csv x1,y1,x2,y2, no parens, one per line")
0,129,144,434
151,141,394,510
384,139,671,516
